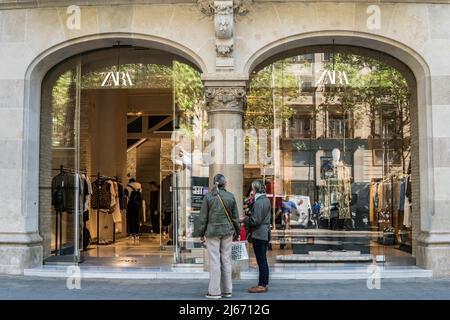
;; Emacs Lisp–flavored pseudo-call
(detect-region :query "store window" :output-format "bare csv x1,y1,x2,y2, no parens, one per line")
245,51,412,264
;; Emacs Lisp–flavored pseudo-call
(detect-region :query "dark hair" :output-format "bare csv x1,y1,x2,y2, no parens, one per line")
211,173,226,196
149,181,157,186
251,180,266,194
129,178,136,184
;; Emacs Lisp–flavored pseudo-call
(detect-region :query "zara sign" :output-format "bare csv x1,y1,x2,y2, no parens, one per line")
315,70,349,86
101,71,134,87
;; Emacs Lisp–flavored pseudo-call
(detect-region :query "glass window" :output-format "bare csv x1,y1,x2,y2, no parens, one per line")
245,51,412,265
292,150,314,166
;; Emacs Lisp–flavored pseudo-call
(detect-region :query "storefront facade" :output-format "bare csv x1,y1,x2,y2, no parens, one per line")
0,0,449,276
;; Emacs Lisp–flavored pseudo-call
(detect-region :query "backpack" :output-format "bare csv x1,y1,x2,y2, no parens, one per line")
128,185,142,209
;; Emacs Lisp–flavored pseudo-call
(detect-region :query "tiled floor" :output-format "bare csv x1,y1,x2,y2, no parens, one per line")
81,233,174,268
76,231,415,270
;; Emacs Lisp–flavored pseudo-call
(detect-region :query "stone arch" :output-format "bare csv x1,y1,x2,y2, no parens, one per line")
22,33,208,259
243,31,433,265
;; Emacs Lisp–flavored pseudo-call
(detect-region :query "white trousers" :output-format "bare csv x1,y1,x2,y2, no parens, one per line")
206,235,233,295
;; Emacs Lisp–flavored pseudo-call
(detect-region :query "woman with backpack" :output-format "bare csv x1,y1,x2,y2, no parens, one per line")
195,174,240,299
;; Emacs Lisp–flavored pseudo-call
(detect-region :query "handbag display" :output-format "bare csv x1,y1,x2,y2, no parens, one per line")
217,192,249,261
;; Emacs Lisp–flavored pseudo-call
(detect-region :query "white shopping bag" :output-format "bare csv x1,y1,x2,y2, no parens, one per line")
231,241,249,261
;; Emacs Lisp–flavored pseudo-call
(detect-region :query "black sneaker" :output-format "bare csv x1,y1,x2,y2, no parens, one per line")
222,293,232,298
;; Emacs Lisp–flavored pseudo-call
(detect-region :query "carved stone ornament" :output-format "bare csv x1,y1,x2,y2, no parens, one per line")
197,0,253,17
205,87,246,113
214,1,234,39
216,43,234,57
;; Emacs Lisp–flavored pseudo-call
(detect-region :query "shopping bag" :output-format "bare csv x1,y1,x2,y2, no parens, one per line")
231,240,249,261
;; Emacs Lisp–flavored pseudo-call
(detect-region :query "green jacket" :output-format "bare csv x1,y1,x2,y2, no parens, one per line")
245,194,272,241
195,188,240,238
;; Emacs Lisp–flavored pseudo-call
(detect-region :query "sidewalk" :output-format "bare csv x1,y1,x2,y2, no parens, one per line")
1,276,450,300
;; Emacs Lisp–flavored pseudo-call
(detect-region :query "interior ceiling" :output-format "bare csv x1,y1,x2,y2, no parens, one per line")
85,87,173,115
127,88,173,115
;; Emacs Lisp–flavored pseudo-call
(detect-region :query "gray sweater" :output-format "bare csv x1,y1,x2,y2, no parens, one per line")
245,194,272,241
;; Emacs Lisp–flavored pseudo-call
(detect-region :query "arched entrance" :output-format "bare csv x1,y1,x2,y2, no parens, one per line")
240,32,432,269
34,36,209,267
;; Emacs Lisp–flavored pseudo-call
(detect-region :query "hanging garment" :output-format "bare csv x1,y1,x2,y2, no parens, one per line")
51,172,67,212
373,182,379,213
322,185,331,219
109,181,122,224
377,182,383,213
82,175,92,212
403,197,411,228
108,180,116,209
51,172,82,214
117,183,126,210
406,175,412,203
403,176,412,228
369,182,375,225
91,179,112,210
141,200,146,223
81,174,93,222
398,178,406,211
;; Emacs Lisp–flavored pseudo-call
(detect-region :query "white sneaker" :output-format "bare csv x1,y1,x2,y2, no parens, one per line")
222,293,232,298
205,293,222,299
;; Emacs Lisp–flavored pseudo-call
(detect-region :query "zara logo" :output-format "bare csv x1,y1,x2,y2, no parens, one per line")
315,70,349,86
101,71,134,87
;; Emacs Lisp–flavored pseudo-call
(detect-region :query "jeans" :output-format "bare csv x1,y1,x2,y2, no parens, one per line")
252,238,269,287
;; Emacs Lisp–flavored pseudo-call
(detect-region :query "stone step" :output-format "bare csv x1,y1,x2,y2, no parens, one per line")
241,267,432,280
24,266,209,280
308,250,361,257
24,265,432,280
276,253,373,262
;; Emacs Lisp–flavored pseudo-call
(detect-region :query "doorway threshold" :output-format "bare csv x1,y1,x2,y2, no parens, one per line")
24,264,209,280
24,264,432,280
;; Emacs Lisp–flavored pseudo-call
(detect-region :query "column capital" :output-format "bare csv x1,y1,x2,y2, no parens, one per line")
204,86,247,114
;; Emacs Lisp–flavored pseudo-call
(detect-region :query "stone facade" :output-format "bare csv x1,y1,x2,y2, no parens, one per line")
0,0,449,276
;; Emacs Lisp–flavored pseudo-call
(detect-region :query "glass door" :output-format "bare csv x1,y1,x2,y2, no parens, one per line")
172,61,209,265
45,55,83,264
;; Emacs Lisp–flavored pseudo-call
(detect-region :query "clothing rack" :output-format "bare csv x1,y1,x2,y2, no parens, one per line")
52,165,87,175
91,172,119,245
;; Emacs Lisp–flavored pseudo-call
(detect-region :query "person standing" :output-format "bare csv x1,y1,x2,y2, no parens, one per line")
195,174,240,299
149,181,160,234
241,180,271,293
125,178,143,240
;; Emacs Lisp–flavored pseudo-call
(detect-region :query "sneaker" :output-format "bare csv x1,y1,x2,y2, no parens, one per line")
205,293,222,299
222,293,232,298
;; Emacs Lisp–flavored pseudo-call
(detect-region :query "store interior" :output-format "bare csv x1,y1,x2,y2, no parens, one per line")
46,47,200,267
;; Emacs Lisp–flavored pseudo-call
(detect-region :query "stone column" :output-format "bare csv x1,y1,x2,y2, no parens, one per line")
415,75,450,277
0,76,43,274
203,76,248,279
204,79,247,214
